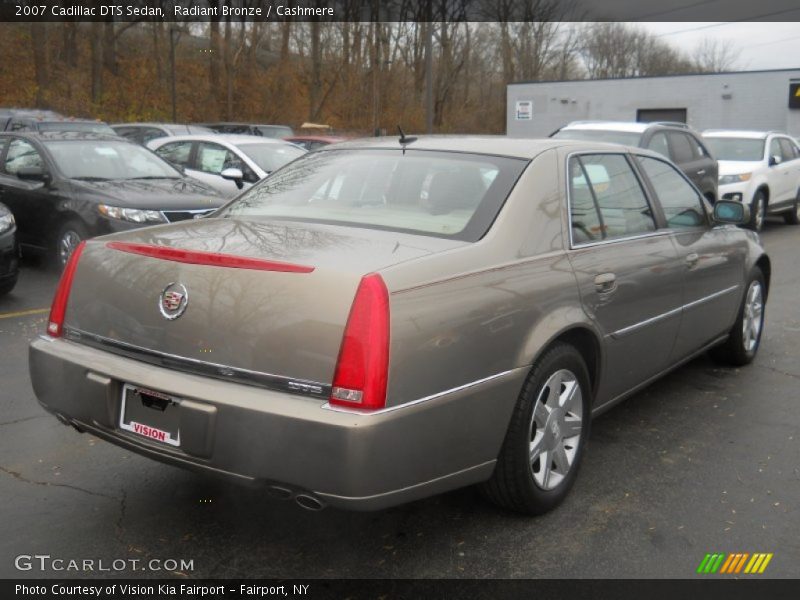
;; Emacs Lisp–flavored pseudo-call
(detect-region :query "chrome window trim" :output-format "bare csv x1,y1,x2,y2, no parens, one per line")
610,284,740,339
564,150,662,250
62,327,329,398
321,369,518,416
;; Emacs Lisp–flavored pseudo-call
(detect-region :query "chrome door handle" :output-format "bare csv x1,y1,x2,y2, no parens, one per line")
594,272,617,294
686,253,699,267
696,169,706,175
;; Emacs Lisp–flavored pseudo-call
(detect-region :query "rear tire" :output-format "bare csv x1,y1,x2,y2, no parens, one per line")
482,343,591,515
749,191,766,232
709,269,765,366
54,220,88,270
783,190,800,225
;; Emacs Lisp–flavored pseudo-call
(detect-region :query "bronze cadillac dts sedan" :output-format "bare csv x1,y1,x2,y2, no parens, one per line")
29,137,770,515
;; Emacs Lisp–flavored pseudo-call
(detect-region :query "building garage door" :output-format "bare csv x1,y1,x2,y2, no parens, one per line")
637,108,687,123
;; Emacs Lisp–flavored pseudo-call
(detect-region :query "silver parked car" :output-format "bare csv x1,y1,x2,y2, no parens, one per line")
148,135,306,198
30,137,769,515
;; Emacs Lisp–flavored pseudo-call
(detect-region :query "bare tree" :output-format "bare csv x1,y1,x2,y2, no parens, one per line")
693,38,741,73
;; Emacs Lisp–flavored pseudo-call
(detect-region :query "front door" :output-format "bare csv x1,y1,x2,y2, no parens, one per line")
635,155,746,360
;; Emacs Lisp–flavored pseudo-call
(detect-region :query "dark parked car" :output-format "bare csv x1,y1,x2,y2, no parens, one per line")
552,121,719,202
0,132,224,267
4,116,115,135
283,135,347,151
111,123,217,146
1,108,62,132
199,122,294,138
0,202,19,296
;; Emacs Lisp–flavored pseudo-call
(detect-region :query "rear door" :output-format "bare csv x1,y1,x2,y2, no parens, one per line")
566,152,684,404
635,155,746,360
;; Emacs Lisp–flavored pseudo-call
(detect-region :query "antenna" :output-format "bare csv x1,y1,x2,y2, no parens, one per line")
398,125,417,146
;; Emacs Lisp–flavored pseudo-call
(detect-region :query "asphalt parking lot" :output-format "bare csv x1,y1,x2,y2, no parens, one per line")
1,222,798,580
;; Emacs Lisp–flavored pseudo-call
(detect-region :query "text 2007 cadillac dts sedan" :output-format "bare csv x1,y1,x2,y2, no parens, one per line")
29,137,770,514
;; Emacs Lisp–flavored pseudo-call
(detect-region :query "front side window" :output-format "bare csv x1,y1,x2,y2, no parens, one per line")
4,139,43,175
637,156,707,229
769,138,782,162
568,154,655,243
219,149,527,241
196,142,245,175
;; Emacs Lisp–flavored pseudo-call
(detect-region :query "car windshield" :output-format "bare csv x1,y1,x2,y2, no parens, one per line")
38,122,115,134
703,137,765,161
44,140,182,180
236,143,306,173
553,129,642,146
218,149,527,241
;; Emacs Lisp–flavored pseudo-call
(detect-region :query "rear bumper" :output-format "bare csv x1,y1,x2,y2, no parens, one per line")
29,336,524,510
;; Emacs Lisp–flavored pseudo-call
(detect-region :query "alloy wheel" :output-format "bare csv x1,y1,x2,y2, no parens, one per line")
742,280,763,353
59,230,82,267
529,369,583,491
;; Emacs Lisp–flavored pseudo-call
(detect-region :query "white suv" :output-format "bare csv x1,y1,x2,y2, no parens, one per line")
703,130,800,231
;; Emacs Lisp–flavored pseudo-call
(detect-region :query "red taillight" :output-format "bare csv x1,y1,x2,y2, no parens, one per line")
47,241,86,337
330,274,390,410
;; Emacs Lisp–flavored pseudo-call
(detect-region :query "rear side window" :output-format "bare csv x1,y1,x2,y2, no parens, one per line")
637,156,707,229
667,132,696,164
645,132,669,158
778,138,797,161
155,141,192,167
568,154,656,244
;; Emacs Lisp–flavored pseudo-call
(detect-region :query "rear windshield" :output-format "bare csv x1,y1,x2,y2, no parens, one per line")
703,137,765,162
236,142,306,173
553,129,642,146
218,149,528,241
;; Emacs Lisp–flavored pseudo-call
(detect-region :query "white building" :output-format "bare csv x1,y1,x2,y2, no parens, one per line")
506,68,800,137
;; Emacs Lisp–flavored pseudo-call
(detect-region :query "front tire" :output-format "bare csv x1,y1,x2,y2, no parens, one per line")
749,191,766,232
55,220,88,270
710,269,765,366
482,343,591,515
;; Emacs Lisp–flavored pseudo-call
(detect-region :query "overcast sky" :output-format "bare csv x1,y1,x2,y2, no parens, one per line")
639,22,800,70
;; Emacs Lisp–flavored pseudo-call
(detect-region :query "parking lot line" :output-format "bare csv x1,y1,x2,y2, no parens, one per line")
0,308,49,320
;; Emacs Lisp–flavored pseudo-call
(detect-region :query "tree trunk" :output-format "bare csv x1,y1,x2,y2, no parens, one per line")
31,23,49,107
308,20,322,121
209,19,222,117
103,22,118,75
90,22,103,103
61,22,78,68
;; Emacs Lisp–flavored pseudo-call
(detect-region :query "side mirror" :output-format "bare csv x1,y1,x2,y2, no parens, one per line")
768,155,781,167
713,200,750,225
17,166,49,183
221,167,244,189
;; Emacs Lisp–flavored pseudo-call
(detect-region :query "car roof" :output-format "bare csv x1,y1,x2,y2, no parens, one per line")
201,122,292,128
560,121,651,133
286,135,347,143
150,134,293,146
702,130,776,139
0,131,129,142
319,135,651,160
